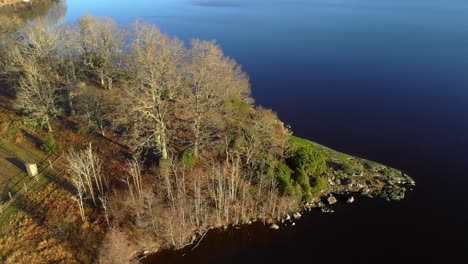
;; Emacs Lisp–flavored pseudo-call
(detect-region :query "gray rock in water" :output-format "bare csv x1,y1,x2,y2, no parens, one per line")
285,214,291,220
270,224,279,230
292,222,296,226
327,196,337,205
347,196,355,204
293,212,302,219
321,207,334,213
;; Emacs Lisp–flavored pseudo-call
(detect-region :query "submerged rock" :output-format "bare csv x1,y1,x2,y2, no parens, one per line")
347,196,355,204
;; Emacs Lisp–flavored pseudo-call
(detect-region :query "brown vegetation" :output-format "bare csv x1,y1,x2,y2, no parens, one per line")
0,15,328,263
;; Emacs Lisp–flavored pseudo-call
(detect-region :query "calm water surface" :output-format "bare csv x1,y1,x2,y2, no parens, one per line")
44,0,468,262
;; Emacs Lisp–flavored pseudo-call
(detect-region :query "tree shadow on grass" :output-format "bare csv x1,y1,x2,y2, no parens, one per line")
21,129,44,149
5,157,26,173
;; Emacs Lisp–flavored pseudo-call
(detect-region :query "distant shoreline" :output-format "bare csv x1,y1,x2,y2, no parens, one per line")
0,0,44,9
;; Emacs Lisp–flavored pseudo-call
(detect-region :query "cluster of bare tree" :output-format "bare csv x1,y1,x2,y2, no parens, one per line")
66,143,108,221
0,16,326,257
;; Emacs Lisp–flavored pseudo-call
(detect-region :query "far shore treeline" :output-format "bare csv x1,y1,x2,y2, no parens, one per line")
0,15,328,262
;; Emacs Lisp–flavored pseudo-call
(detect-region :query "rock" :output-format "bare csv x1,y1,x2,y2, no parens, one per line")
285,214,291,220
327,195,337,205
293,212,302,219
321,207,334,213
292,222,296,226
341,178,352,185
247,221,252,224
270,224,279,230
380,186,405,201
347,196,355,204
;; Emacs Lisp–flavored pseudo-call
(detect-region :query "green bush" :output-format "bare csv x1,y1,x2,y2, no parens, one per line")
42,134,60,154
310,175,327,196
180,150,196,168
274,162,294,194
288,136,327,176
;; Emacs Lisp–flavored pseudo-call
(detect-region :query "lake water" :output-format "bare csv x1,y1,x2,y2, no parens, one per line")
40,0,468,262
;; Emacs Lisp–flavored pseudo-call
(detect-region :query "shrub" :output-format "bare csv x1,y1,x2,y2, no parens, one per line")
42,134,60,154
288,136,327,176
310,175,327,196
180,150,196,168
274,161,294,194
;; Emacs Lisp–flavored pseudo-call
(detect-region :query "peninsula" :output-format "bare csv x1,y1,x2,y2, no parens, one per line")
0,15,415,263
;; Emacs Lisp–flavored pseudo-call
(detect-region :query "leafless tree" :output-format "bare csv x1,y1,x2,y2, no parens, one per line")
77,15,125,89
66,143,106,206
187,39,251,156
14,20,63,131
98,228,138,264
115,23,186,160
15,61,62,132
69,172,86,221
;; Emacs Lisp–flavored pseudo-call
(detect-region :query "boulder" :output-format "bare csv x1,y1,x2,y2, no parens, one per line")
327,196,337,205
347,196,355,204
270,224,279,230
380,186,405,201
293,212,302,219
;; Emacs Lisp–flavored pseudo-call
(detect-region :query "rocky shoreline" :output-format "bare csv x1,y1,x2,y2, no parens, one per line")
269,140,416,227
141,140,416,260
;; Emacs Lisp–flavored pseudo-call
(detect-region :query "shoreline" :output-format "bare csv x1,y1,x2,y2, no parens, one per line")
140,137,416,261
0,0,47,9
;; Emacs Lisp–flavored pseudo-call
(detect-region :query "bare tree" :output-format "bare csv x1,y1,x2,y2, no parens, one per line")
186,39,251,156
77,15,125,89
14,20,63,131
69,172,86,221
98,228,138,264
74,88,108,135
127,156,144,199
66,143,106,206
15,61,62,132
116,23,186,159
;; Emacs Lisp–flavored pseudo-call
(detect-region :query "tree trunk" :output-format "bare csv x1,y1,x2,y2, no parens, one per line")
46,116,53,132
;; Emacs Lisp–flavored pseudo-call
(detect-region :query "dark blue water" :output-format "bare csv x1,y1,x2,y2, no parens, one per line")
55,0,468,262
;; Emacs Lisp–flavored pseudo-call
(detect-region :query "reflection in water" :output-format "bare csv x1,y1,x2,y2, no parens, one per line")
0,0,67,24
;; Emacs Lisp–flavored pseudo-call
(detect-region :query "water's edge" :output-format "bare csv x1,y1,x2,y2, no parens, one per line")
141,137,416,261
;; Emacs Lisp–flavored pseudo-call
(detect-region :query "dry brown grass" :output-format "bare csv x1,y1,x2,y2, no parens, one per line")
0,181,105,263
0,109,107,263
